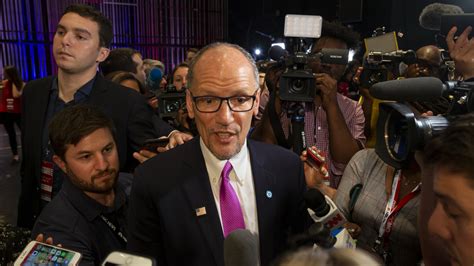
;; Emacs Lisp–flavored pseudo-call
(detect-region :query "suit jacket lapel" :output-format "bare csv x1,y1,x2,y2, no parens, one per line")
248,140,277,264
181,139,224,265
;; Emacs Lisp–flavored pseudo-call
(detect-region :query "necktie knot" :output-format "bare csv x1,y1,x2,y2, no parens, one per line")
221,161,233,181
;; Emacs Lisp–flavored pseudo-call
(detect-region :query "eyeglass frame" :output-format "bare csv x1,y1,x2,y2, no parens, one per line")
189,88,260,113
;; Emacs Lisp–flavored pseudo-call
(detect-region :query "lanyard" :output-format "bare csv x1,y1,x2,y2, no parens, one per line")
100,214,128,246
378,169,421,241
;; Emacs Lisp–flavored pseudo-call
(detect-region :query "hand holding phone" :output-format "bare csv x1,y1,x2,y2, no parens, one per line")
141,137,169,152
305,146,330,180
14,241,81,265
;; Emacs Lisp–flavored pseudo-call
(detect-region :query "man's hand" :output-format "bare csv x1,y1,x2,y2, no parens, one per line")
300,147,327,189
165,131,193,150
446,26,474,80
315,73,338,109
133,149,158,164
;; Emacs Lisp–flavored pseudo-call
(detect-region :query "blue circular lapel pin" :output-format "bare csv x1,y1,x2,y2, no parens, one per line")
266,190,272,198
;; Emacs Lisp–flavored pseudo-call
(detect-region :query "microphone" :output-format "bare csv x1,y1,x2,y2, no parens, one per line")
146,67,163,93
224,229,259,266
268,45,288,61
419,3,464,30
304,189,346,232
369,77,444,101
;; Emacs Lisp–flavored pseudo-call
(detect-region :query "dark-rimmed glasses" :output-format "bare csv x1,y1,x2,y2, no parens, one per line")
190,89,259,113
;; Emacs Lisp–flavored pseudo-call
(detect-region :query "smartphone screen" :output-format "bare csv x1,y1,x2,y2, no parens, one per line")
15,241,80,265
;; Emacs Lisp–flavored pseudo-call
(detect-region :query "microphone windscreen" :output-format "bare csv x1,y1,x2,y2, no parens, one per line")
303,189,330,217
370,77,444,101
268,45,288,61
419,3,464,30
149,67,163,82
224,229,259,266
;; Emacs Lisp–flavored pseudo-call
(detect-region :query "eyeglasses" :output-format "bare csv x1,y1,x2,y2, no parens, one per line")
190,89,259,113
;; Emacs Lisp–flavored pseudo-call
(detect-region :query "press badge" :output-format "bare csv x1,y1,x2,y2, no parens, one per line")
40,161,54,202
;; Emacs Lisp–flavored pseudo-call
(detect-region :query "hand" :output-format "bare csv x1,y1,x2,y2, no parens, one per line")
133,149,157,164
446,26,474,80
300,147,327,189
35,233,62,247
161,131,193,151
343,222,361,239
147,97,158,109
315,73,338,109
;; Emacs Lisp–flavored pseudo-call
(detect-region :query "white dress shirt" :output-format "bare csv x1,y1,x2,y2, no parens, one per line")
200,138,260,237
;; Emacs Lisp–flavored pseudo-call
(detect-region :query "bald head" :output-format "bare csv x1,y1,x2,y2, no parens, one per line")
416,45,442,67
187,42,259,91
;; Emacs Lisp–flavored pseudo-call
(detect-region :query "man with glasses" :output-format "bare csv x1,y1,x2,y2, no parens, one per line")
127,42,311,265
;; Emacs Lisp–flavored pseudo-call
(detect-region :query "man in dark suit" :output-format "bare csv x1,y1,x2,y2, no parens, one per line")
17,4,190,229
127,43,311,265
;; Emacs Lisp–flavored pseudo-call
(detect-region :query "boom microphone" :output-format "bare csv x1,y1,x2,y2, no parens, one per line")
224,229,259,266
419,3,464,30
370,77,444,101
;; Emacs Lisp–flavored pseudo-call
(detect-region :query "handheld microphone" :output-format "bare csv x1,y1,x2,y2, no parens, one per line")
419,3,464,30
146,67,163,93
224,229,259,266
304,189,346,231
369,77,445,101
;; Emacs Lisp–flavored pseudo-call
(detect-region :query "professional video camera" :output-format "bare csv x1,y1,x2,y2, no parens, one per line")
157,84,186,119
370,77,474,168
269,15,349,102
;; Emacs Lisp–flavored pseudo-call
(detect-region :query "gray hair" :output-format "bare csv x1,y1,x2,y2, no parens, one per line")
187,42,259,90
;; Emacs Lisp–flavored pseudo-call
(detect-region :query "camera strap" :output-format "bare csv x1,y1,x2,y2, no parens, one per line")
268,91,290,148
100,214,127,246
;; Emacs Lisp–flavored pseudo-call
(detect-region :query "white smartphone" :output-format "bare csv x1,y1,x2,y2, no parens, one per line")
101,251,155,266
14,240,82,266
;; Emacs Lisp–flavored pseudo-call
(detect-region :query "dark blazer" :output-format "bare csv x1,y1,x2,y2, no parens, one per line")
127,138,310,266
17,74,173,228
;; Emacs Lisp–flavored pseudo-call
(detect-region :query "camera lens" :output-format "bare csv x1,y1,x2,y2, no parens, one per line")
290,79,305,93
166,102,180,113
384,111,409,162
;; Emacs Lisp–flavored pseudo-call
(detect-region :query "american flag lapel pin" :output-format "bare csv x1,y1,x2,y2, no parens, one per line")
195,207,207,217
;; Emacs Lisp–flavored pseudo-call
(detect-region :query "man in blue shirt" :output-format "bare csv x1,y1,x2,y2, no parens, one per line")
32,105,129,265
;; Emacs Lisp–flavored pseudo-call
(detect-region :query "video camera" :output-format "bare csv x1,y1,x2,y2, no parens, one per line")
370,77,474,168
157,84,186,119
270,15,349,102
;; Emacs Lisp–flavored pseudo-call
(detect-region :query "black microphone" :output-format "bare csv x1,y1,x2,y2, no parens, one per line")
370,77,445,101
224,229,259,266
303,189,346,231
419,3,464,30
268,45,288,61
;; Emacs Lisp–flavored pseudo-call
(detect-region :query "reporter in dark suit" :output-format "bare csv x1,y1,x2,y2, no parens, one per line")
17,4,178,229
127,43,311,265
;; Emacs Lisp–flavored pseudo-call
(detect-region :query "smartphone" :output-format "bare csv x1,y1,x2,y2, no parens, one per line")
440,14,474,38
306,147,330,179
142,137,169,152
102,251,155,266
14,241,81,266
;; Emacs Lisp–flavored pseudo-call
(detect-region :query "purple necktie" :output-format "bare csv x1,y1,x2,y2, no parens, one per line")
219,161,245,237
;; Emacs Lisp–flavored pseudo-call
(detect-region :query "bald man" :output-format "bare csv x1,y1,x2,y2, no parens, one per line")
127,42,312,266
404,45,442,78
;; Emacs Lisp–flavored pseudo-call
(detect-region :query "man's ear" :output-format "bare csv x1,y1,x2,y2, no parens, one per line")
52,155,67,173
186,90,195,119
253,88,261,117
96,47,110,63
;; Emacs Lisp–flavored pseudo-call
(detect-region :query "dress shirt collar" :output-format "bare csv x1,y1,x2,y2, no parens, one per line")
199,137,249,185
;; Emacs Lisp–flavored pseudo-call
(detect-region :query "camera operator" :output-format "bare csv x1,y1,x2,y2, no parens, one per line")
252,21,365,188
403,45,442,79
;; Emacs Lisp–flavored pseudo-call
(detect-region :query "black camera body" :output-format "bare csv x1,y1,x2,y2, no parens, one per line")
278,48,349,102
157,84,186,119
359,50,416,88
372,78,474,168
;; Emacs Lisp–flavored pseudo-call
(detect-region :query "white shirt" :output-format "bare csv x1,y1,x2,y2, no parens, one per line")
200,138,260,237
